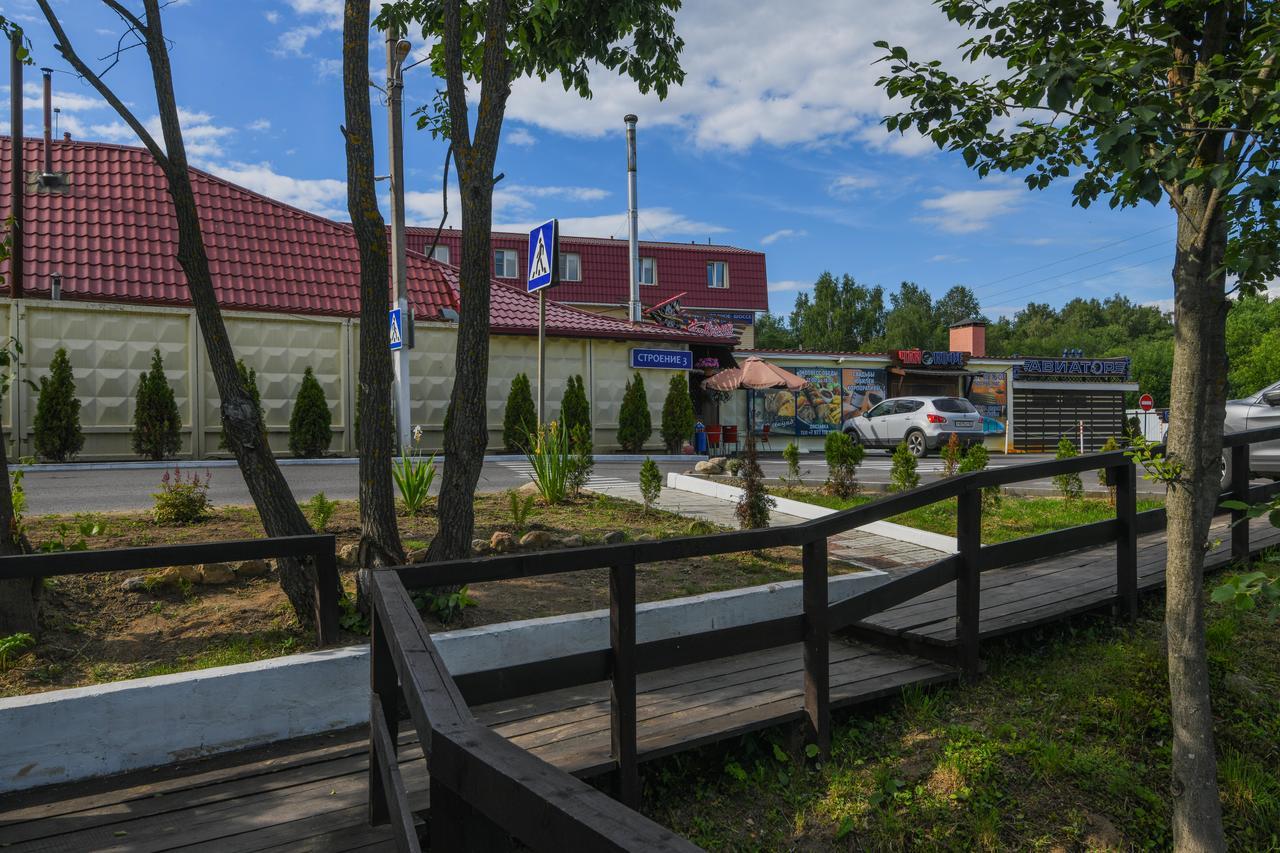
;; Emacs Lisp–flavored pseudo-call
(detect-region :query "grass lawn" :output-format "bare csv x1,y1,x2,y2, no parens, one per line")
645,556,1280,851
771,486,1164,544
1,492,859,697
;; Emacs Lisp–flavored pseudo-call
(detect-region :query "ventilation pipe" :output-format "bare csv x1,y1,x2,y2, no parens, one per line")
8,34,23,299
624,114,641,323
41,67,52,176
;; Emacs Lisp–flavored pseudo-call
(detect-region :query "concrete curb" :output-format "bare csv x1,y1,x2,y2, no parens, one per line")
665,472,959,553
14,453,704,473
0,569,887,793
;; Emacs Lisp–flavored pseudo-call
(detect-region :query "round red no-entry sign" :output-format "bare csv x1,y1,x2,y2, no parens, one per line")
1139,393,1154,412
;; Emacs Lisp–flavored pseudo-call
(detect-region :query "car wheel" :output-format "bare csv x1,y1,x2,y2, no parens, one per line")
906,430,927,458
1219,449,1233,494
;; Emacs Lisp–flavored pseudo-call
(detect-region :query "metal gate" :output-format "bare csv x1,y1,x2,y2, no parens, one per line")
1013,388,1125,452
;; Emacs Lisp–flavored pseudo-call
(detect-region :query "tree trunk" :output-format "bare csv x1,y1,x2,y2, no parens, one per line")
1164,183,1229,852
0,417,37,634
137,0,320,623
425,155,496,564
343,0,404,603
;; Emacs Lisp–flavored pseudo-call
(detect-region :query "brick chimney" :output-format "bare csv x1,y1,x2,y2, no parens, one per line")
949,319,986,357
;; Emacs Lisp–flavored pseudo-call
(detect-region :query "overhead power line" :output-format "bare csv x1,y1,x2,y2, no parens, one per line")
967,224,1170,294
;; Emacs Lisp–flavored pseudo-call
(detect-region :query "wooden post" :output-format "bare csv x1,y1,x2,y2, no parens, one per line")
1114,460,1138,620
368,606,398,826
313,537,340,646
609,560,638,807
1231,443,1251,565
802,537,830,757
955,488,982,677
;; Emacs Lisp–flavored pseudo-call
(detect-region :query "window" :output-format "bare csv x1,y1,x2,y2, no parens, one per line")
494,249,518,278
865,401,894,419
559,252,581,282
430,245,450,264
933,398,977,414
893,400,924,415
639,256,657,285
707,261,729,288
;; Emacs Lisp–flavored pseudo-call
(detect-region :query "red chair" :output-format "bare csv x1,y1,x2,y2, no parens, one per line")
722,424,739,456
759,423,772,451
705,425,722,455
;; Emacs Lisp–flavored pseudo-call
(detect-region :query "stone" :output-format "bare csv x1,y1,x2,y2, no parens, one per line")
174,564,203,583
471,539,490,555
490,531,516,553
406,547,429,564
516,481,541,498
694,458,725,475
337,542,360,567
120,575,148,593
634,533,658,542
199,562,237,585
519,530,555,550
233,559,271,578
560,534,584,549
602,530,626,545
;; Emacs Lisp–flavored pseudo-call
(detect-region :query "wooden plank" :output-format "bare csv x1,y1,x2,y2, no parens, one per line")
1231,444,1251,564
609,561,638,808
954,489,981,676
979,519,1119,572
802,538,830,756
1114,460,1138,619
369,702,422,853
829,555,959,631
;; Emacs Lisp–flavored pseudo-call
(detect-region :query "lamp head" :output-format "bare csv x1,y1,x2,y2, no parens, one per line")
395,38,412,64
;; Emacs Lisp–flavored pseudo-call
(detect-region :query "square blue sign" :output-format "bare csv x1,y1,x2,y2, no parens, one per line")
527,219,557,293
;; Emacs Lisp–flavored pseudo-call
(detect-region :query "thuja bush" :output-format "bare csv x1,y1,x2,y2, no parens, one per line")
660,373,695,452
940,432,963,477
735,436,775,529
288,366,332,458
1053,437,1083,500
889,440,920,492
33,348,84,462
132,348,182,461
824,431,864,499
561,375,591,440
617,374,652,453
959,442,1000,507
639,457,662,512
502,373,537,453
219,359,265,451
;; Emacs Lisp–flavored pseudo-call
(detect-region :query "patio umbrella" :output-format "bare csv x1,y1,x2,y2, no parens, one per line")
700,357,809,392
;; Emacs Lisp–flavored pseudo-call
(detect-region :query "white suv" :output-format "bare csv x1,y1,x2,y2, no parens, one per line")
843,396,986,458
1222,379,1280,485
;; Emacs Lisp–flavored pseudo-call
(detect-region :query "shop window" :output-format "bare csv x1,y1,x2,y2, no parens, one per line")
494,249,518,278
430,245,450,264
559,252,581,282
707,261,729,289
640,257,657,285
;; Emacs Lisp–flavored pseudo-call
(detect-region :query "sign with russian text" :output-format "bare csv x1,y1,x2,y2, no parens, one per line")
1014,357,1131,379
895,349,967,368
630,348,693,370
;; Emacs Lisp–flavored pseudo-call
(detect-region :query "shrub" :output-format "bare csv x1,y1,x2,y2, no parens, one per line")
33,348,84,462
502,373,537,453
152,467,212,524
508,490,536,535
735,436,775,529
824,431,864,499
567,423,594,498
0,632,35,672
782,441,801,484
959,442,1000,508
526,421,571,505
561,375,591,441
219,360,265,450
1053,437,1083,500
940,433,962,477
132,349,182,461
617,374,652,452
304,491,337,532
639,457,663,512
1099,436,1120,505
725,457,743,477
392,451,436,515
288,366,332,458
889,441,920,492
660,374,695,452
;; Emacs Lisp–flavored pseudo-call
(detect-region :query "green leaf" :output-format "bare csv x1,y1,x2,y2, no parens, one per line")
805,743,820,759
772,743,788,763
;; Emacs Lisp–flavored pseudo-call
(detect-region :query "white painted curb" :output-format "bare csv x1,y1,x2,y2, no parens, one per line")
666,472,958,553
15,453,703,473
0,569,887,793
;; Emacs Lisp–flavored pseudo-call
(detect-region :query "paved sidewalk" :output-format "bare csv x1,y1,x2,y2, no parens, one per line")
588,480,948,573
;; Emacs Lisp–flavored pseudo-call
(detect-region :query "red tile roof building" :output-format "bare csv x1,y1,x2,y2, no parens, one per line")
0,137,728,346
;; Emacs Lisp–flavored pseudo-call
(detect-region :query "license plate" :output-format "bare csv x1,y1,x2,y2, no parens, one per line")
954,421,973,428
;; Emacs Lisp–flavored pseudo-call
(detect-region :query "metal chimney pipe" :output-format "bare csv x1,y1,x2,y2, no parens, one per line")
9,34,23,299
41,67,52,175
624,114,641,323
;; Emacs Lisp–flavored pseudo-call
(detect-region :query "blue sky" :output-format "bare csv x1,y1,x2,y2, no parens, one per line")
4,0,1184,317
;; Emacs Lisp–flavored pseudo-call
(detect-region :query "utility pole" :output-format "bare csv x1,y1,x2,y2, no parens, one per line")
386,30,412,451
624,114,641,323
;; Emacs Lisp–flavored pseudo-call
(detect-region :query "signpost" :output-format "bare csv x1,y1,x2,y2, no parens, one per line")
528,219,559,425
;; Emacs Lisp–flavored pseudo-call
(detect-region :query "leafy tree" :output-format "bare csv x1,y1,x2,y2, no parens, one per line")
617,374,652,453
933,285,985,333
888,440,920,492
753,312,798,349
879,282,937,351
502,373,537,453
879,3,1280,836
131,349,182,461
33,348,84,463
660,373,695,452
376,0,685,564
639,457,662,512
1226,294,1280,397
288,367,333,458
1053,438,1083,500
219,360,264,451
38,0,322,625
560,374,591,447
789,272,885,352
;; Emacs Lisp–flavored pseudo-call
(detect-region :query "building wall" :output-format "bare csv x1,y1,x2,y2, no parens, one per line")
2,298,688,461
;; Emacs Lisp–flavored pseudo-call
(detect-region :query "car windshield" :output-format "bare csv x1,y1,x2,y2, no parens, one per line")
933,398,977,414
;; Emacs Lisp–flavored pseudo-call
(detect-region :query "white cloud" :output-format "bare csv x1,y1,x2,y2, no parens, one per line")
915,187,1022,234
506,127,537,146
247,118,272,132
265,11,281,24
768,279,809,293
761,228,805,246
207,160,349,219
929,254,962,263
1012,236,1056,246
498,208,725,240
314,58,343,78
827,173,879,198
275,0,343,55
90,108,237,159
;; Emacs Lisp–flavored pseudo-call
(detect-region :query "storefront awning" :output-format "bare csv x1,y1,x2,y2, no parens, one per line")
889,367,978,377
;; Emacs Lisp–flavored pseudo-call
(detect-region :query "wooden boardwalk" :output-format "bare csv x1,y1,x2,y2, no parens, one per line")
2,515,1275,852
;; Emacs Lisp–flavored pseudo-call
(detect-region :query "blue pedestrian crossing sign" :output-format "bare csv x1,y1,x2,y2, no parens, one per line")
527,219,558,293
389,307,403,351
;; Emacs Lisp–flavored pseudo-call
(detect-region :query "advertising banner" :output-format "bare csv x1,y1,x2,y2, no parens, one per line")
794,367,842,436
840,368,887,424
967,372,1008,435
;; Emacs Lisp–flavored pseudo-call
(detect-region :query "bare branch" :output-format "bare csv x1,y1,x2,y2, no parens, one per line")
100,0,148,35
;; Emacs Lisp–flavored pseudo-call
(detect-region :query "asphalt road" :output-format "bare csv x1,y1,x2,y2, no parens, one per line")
18,450,1163,515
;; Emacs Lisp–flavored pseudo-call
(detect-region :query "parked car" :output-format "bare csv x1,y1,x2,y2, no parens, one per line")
842,396,986,457
1222,379,1280,487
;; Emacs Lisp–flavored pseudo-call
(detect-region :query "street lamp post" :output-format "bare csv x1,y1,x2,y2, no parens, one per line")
387,30,413,451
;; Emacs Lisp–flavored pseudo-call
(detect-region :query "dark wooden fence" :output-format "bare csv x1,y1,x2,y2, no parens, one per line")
0,534,341,645
369,425,1280,850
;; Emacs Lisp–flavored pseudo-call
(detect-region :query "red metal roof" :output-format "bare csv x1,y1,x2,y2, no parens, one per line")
0,137,726,344
406,226,769,312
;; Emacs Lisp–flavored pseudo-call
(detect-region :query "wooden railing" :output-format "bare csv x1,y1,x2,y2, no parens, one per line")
369,425,1280,850
0,534,341,645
